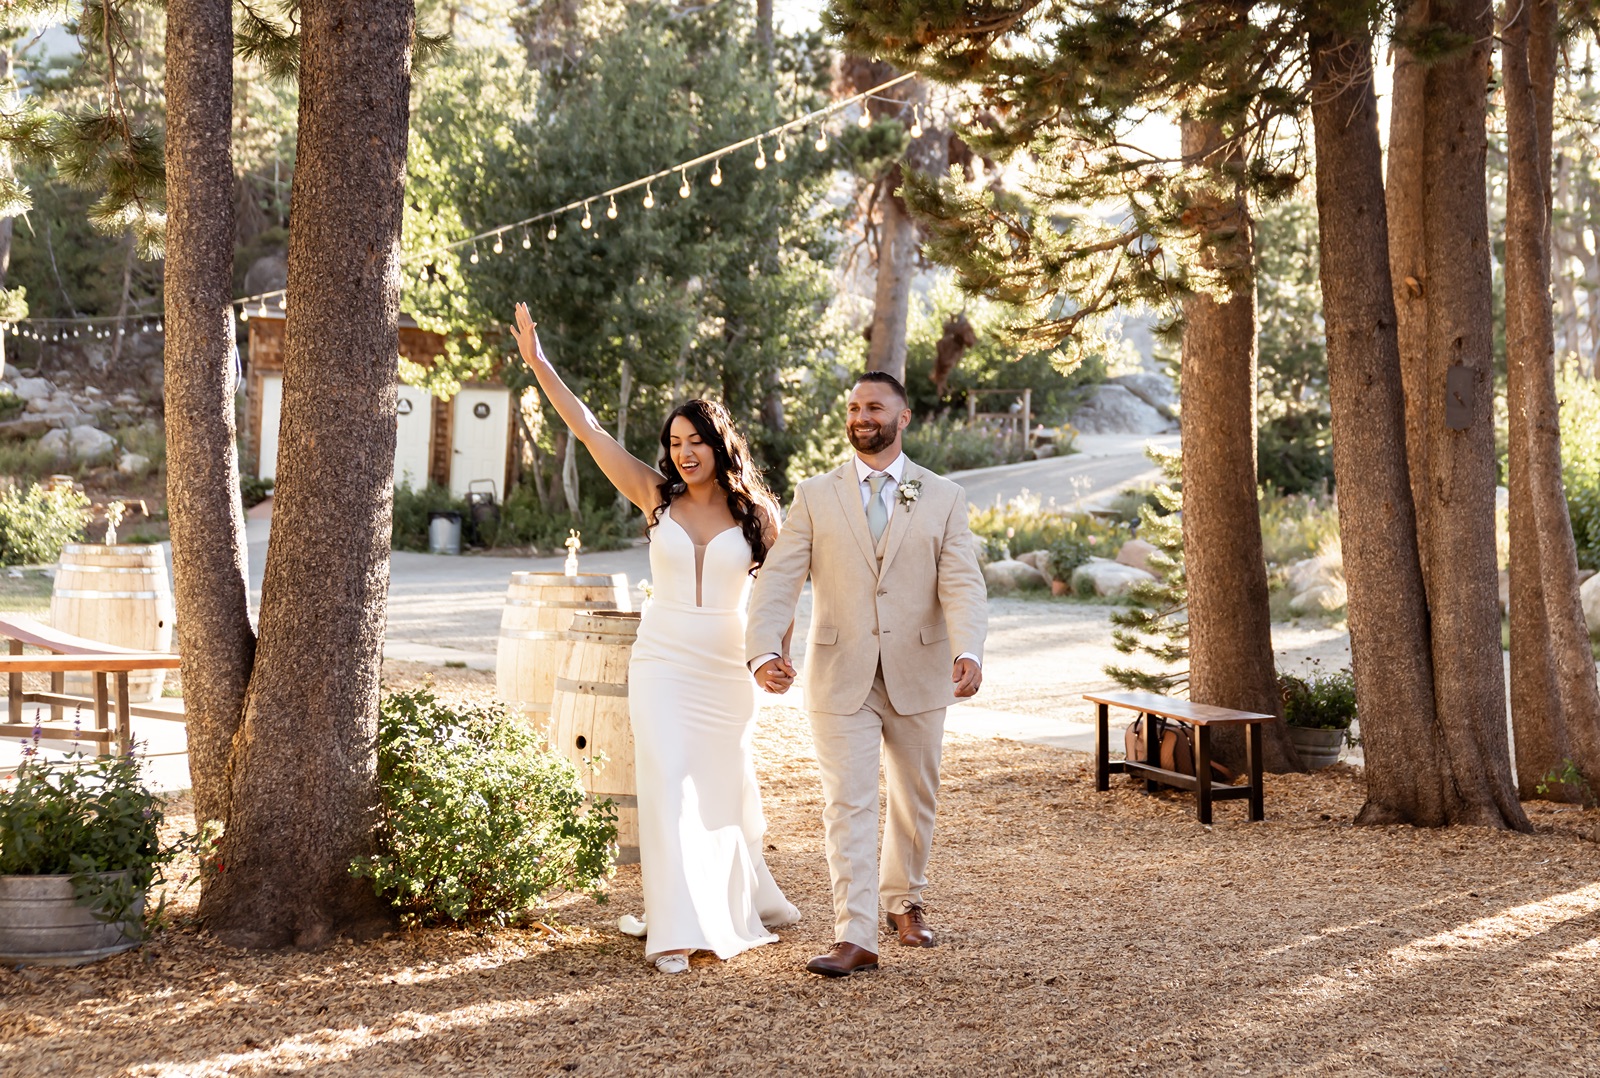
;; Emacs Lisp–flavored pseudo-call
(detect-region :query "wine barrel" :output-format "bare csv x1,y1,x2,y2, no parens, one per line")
50,544,174,702
549,610,642,864
495,572,630,727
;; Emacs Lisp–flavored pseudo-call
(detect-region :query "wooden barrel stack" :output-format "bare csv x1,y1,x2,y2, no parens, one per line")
495,572,630,728
548,610,643,864
50,544,174,702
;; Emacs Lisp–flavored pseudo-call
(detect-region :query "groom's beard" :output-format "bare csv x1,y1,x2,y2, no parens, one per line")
848,421,897,455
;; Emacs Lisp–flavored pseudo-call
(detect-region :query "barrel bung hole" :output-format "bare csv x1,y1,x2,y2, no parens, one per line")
576,735,588,750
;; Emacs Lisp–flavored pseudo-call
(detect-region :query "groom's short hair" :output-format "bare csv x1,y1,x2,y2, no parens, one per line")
854,370,909,406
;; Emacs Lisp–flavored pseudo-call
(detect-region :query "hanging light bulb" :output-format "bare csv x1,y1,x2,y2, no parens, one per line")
522,229,532,249
607,194,618,220
277,294,286,310
858,106,872,128
910,104,923,139
754,137,767,170
643,182,656,209
240,307,249,322
156,320,164,332
580,202,593,229
493,233,504,255
547,220,558,240
258,301,269,317
814,126,828,152
679,168,691,199
774,135,787,163
469,243,480,264
710,158,723,186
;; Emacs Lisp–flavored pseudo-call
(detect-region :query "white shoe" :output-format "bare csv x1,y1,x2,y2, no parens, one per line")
653,953,689,975
618,913,648,938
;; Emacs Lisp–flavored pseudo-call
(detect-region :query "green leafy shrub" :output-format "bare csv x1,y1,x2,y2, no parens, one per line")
1258,484,1340,568
0,753,171,937
239,475,274,510
391,482,469,551
0,388,24,421
1257,411,1334,495
1046,534,1094,581
904,415,1026,474
968,490,1131,558
1559,374,1600,570
352,688,617,927
0,481,91,566
1278,664,1357,732
489,485,639,553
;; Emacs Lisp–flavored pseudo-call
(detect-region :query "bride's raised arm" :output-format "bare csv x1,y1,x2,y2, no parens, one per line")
510,303,662,513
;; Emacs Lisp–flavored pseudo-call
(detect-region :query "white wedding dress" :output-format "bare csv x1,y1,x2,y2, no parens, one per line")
628,504,799,962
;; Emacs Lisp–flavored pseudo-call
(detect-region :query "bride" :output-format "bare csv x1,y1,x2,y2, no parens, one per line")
510,304,800,974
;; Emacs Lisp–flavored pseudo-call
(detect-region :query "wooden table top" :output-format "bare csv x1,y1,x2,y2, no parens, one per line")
1083,690,1274,725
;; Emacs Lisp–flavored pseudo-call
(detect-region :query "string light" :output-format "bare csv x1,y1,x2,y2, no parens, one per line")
643,183,655,208
678,168,691,199
276,295,286,310
910,104,923,139
547,221,558,240
754,137,767,170
493,232,504,254
469,243,480,264
521,229,532,249
257,301,269,317
580,201,593,229
710,158,723,186
858,107,872,128
814,126,828,152
239,307,249,322
774,135,787,163
607,194,618,220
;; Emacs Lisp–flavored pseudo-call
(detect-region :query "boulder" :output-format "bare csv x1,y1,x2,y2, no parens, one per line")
1289,581,1348,614
1286,554,1342,595
1070,556,1157,599
66,425,116,463
983,559,1049,593
38,428,71,456
1014,549,1053,575
0,417,53,441
1107,372,1179,418
1070,384,1172,435
117,451,151,477
9,376,54,402
1115,537,1158,574
1582,573,1600,636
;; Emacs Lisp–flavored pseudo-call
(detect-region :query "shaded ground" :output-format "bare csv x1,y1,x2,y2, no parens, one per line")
3,665,1598,1077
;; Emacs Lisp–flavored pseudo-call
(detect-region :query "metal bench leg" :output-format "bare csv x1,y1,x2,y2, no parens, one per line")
1095,702,1110,791
1194,724,1213,824
1247,721,1265,822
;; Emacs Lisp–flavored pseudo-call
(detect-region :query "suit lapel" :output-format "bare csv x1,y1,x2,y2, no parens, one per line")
832,464,880,571
877,460,923,579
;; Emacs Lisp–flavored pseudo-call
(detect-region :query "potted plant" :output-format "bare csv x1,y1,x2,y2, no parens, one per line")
1278,665,1357,769
0,752,171,966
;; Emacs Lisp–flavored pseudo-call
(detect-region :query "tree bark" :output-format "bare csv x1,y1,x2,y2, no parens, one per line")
164,0,255,831
1177,61,1298,771
1503,0,1600,799
867,163,916,384
1412,0,1528,828
199,0,415,946
1308,21,1455,824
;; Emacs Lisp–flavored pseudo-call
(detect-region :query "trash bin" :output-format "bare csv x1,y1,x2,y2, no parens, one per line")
428,511,462,555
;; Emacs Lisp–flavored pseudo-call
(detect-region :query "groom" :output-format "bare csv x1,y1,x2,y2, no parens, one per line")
747,371,988,978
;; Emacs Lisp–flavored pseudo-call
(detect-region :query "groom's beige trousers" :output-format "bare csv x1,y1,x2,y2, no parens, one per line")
811,668,944,952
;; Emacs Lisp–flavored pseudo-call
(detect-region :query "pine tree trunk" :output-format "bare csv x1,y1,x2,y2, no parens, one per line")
1178,97,1297,772
1503,0,1600,799
1386,1,1434,583
164,0,256,831
1307,22,1455,824
1412,0,1527,829
867,164,915,384
198,0,415,946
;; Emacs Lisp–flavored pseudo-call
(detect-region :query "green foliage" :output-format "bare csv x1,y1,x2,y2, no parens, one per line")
1534,758,1597,808
0,481,91,566
1277,664,1357,732
0,387,23,421
391,482,467,552
1258,411,1334,495
1258,484,1340,569
1106,447,1188,695
351,688,617,927
903,414,1024,474
967,489,1130,560
1558,373,1600,570
239,475,274,511
0,753,169,937
490,485,638,554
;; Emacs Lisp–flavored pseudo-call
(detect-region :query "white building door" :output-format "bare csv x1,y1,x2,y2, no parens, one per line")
258,374,283,481
394,384,434,491
450,387,509,500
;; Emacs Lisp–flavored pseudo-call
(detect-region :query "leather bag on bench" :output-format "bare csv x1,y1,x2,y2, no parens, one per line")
1124,713,1235,783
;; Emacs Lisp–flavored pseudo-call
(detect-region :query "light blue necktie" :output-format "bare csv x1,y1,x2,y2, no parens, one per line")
866,473,890,543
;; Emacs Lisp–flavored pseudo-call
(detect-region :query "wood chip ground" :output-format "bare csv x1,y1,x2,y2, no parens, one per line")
3,664,1598,1076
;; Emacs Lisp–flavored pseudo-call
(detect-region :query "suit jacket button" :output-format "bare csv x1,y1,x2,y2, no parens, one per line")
871,628,878,635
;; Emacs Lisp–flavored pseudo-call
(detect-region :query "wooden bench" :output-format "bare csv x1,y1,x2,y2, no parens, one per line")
1084,690,1270,824
0,616,183,756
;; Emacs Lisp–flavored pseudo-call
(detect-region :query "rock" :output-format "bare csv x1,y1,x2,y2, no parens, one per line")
1286,554,1343,596
10,376,54,402
1290,581,1348,614
117,451,151,477
1581,574,1600,635
1069,384,1172,435
1070,556,1157,599
1499,569,1510,617
1014,550,1053,575
24,396,51,414
84,386,102,397
67,425,116,463
39,428,71,456
983,559,1049,593
1032,444,1055,459
1115,538,1159,573
1107,372,1179,418
0,417,53,440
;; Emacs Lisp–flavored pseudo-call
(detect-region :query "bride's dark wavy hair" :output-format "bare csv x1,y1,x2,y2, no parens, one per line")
648,399,776,570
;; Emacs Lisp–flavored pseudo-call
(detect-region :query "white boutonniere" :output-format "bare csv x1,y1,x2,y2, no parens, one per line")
898,479,921,512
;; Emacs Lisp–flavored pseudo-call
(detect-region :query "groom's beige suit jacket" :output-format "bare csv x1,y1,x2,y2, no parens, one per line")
746,458,987,716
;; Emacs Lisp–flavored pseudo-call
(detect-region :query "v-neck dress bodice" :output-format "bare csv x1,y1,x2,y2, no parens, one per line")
625,503,797,961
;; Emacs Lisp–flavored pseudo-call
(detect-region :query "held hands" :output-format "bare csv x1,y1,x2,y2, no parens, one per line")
510,303,548,367
953,657,982,698
754,656,797,695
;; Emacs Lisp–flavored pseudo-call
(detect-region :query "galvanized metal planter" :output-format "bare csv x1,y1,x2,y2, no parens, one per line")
0,872,144,967
1288,725,1347,770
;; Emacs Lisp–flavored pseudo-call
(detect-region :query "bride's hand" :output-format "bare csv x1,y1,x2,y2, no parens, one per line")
511,303,547,366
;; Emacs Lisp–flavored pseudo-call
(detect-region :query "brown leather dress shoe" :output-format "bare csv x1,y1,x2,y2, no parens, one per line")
805,942,880,978
887,904,935,947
